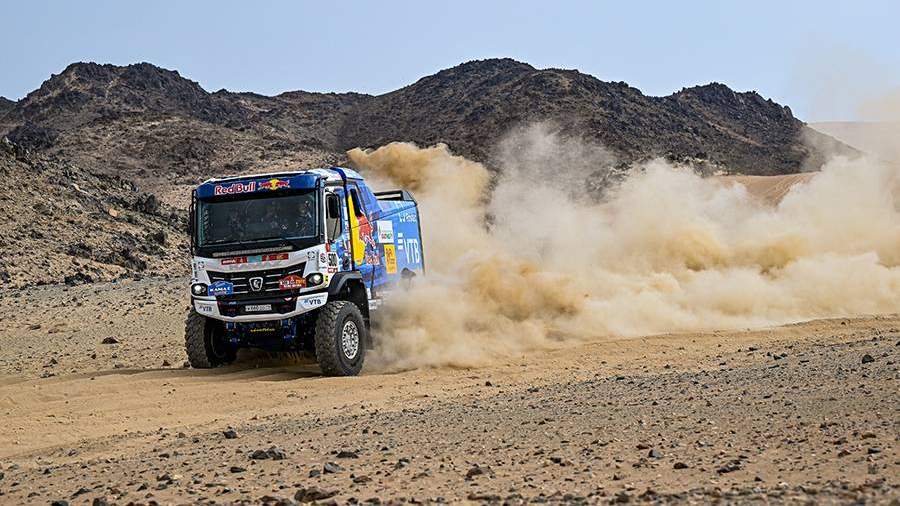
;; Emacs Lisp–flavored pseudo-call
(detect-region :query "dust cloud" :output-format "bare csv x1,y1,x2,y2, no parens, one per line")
348,127,900,371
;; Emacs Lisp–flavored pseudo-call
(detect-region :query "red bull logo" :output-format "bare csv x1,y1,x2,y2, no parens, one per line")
258,178,290,191
214,181,256,195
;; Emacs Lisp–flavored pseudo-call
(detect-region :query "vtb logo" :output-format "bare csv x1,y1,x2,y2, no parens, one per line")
249,277,264,291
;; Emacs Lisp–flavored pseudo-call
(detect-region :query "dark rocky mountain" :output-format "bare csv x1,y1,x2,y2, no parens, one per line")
0,59,850,192
0,63,365,187
340,59,846,174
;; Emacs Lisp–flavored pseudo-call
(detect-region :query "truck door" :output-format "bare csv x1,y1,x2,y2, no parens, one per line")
326,188,352,271
348,184,377,271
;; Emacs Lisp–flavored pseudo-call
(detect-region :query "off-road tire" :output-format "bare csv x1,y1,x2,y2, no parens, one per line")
314,300,367,376
184,310,236,368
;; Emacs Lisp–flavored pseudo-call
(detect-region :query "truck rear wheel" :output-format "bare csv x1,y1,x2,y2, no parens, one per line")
184,310,236,368
314,300,367,376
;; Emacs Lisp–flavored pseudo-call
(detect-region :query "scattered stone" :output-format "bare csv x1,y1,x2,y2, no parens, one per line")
323,462,342,474
251,446,286,460
648,448,663,459
101,337,119,345
465,464,494,480
230,466,246,473
295,486,337,503
71,487,91,498
717,461,743,474
673,462,689,469
861,354,875,364
336,449,359,459
222,427,238,439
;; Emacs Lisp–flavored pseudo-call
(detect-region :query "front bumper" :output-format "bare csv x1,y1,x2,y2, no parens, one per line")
192,292,328,322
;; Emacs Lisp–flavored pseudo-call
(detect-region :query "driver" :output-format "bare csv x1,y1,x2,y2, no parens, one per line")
260,202,285,235
295,198,315,236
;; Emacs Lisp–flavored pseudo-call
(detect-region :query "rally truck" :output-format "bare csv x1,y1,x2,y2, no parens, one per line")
186,167,424,376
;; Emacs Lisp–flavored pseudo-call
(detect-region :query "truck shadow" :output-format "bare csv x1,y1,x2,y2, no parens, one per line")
64,362,324,383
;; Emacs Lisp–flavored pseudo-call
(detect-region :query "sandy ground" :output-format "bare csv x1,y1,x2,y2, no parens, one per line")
716,173,816,206
0,278,897,504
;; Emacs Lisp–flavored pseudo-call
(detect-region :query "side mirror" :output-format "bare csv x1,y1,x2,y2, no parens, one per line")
326,193,342,239
326,194,340,219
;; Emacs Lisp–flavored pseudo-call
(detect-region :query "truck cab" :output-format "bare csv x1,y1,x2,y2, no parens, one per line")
186,167,424,375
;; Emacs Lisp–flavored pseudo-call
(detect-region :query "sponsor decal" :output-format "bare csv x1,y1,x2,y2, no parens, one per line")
376,220,394,244
403,238,421,264
258,178,290,191
327,252,339,268
319,252,327,266
208,280,234,296
299,294,327,309
399,212,417,223
384,244,397,274
196,303,214,314
396,232,404,251
249,277,264,291
307,251,317,262
214,181,256,196
211,246,291,258
279,274,306,290
221,256,245,266
221,253,289,265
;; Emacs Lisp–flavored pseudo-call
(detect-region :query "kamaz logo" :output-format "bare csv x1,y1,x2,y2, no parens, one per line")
249,277,264,291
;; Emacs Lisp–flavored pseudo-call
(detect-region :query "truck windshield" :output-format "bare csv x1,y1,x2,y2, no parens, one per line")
197,191,318,247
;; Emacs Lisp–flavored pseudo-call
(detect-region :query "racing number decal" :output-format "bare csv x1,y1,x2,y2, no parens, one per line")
384,244,397,274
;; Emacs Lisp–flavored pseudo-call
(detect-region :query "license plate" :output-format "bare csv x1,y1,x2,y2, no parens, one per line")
244,304,272,312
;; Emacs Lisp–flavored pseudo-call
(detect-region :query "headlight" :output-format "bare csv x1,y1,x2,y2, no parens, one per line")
191,283,208,296
306,273,324,286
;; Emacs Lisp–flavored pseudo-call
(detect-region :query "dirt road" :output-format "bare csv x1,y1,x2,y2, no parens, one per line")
0,279,897,504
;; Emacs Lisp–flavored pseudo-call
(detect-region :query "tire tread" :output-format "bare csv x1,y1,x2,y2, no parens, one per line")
185,310,214,368
314,300,365,376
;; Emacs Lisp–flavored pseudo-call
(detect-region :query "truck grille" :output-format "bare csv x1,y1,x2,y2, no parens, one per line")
207,263,306,298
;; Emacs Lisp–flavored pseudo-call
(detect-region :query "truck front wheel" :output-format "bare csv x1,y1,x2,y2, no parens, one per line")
314,300,367,376
184,310,236,368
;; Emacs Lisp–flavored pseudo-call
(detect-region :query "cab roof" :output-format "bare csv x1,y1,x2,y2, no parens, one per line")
200,166,364,185
195,167,366,200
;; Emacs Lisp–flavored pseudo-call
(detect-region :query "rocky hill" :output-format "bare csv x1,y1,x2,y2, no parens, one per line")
0,138,188,288
0,96,13,116
340,59,846,174
0,63,364,187
0,59,850,192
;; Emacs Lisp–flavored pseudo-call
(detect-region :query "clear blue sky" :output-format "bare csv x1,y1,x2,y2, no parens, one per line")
3,0,898,121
